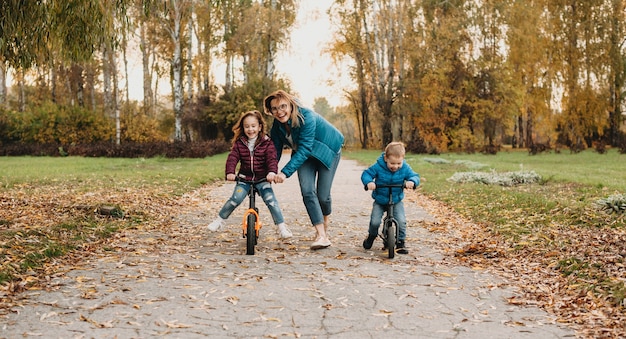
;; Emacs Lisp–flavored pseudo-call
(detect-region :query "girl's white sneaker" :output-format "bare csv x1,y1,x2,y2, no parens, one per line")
277,224,293,239
208,218,225,232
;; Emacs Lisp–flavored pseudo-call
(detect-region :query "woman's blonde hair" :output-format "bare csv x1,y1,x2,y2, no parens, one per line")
384,141,406,158
263,89,304,128
231,110,266,145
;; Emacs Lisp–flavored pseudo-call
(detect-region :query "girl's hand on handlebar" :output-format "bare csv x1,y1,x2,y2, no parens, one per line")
226,173,236,181
266,172,276,183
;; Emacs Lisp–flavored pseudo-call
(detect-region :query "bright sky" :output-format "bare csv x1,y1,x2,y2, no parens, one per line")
9,1,351,108
273,0,351,108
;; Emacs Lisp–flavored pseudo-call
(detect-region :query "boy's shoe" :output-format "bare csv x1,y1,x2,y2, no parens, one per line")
396,240,409,254
310,236,331,250
277,224,293,239
363,234,377,249
207,218,225,232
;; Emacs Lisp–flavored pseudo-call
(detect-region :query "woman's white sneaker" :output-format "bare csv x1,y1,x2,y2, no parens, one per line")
310,237,331,250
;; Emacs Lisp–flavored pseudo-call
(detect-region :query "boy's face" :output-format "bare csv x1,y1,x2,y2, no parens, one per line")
384,155,403,172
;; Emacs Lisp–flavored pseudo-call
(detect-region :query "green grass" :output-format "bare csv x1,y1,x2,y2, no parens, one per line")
0,154,227,285
0,154,227,194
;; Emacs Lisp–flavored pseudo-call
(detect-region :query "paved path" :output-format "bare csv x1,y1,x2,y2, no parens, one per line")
0,157,576,338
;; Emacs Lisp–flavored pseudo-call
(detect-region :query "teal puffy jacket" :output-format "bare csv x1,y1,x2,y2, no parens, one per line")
270,107,344,177
361,153,420,205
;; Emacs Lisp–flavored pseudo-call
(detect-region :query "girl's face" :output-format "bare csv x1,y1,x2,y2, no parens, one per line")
242,115,262,139
269,98,291,124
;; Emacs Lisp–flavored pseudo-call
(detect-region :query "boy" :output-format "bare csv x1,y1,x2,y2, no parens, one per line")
361,142,420,254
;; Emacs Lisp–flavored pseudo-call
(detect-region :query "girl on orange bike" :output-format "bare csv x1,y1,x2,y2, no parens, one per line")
208,110,292,239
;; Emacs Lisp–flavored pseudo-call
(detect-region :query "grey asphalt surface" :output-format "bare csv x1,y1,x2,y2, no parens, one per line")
0,156,576,339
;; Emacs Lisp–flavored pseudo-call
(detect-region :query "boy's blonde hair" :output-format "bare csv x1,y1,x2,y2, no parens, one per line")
384,141,406,158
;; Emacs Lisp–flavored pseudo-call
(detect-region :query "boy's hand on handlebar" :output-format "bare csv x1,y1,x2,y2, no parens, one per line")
405,181,415,189
366,182,376,190
226,173,236,181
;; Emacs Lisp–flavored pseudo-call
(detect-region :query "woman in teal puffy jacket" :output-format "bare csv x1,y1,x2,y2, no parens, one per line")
263,90,344,250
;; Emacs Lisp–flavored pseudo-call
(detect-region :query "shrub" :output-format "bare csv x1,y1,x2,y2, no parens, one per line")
596,194,626,214
0,140,230,158
448,170,542,186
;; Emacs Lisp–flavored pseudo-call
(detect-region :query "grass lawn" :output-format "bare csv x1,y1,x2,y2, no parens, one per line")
0,155,227,285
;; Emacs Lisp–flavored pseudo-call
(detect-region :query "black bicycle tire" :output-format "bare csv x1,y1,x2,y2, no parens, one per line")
387,222,396,259
246,213,256,255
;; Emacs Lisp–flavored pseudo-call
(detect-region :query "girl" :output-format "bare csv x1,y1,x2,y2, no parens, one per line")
208,110,292,239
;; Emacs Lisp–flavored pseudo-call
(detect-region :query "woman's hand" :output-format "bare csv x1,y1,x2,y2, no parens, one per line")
226,173,236,181
274,172,287,184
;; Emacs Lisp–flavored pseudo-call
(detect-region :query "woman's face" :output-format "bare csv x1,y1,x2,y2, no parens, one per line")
269,98,291,124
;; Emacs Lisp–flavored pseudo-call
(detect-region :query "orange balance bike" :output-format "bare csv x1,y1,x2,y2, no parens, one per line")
238,178,266,255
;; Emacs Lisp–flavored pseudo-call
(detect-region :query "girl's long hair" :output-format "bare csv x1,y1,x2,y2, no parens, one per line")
231,110,266,145
263,89,304,128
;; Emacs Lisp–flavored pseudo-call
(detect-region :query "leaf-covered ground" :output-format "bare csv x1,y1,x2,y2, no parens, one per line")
408,192,626,338
1,180,624,337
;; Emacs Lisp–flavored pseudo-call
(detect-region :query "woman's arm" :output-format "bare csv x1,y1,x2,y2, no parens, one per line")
281,109,317,177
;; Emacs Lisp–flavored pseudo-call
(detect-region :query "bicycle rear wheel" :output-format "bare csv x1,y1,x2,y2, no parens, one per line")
386,222,396,259
246,213,257,255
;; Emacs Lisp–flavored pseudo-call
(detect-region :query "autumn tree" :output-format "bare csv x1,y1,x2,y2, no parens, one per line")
329,0,373,148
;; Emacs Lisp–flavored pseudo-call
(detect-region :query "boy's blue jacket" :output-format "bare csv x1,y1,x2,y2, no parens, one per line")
361,152,420,205
271,106,344,177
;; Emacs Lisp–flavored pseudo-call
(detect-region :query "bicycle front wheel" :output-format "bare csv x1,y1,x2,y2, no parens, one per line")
246,213,257,255
386,222,396,259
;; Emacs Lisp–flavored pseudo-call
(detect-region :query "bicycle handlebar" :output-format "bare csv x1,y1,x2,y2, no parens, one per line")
364,181,415,191
236,177,268,185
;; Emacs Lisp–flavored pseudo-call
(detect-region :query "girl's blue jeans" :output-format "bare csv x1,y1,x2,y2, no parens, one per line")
368,201,407,241
296,152,341,226
218,181,285,225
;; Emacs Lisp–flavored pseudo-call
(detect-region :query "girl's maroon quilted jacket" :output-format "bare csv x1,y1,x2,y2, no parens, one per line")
225,134,278,181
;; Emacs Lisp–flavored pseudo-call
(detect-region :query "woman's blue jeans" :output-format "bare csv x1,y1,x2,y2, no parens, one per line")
368,201,407,241
218,181,284,225
296,153,341,226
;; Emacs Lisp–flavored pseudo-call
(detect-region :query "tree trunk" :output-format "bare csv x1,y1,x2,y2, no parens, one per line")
70,63,84,107
122,25,130,104
526,108,534,147
86,64,96,111
140,21,154,117
18,68,25,112
187,7,194,103
0,60,6,107
171,1,184,142
103,47,113,117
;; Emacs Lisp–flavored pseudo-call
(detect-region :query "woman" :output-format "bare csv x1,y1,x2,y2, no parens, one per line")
263,90,344,250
